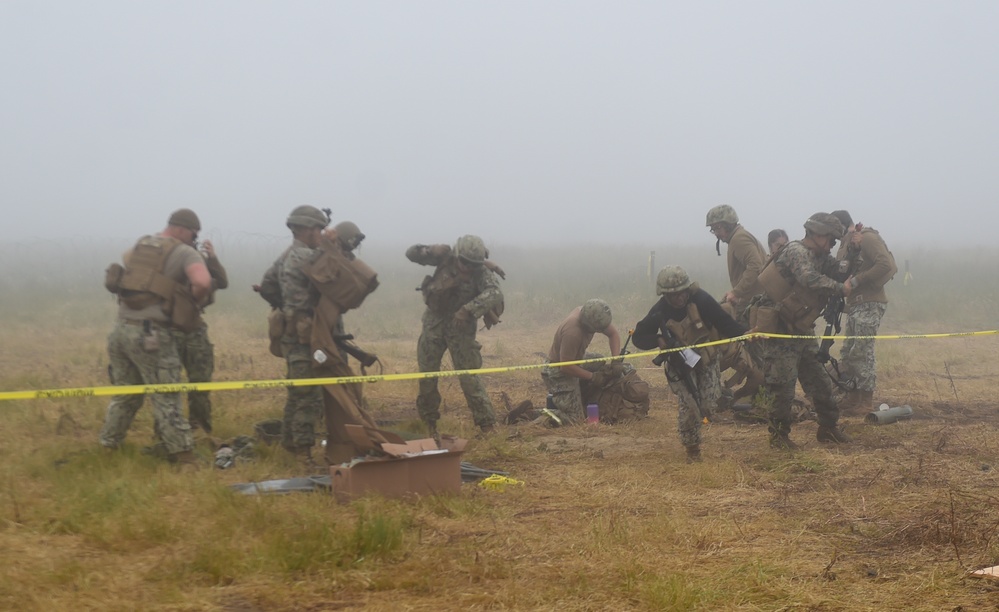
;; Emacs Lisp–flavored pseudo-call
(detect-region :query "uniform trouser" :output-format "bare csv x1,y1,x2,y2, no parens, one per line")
281,340,324,450
541,363,584,423
666,355,722,448
840,301,887,393
759,336,839,433
171,326,215,432
416,318,496,428
99,320,193,455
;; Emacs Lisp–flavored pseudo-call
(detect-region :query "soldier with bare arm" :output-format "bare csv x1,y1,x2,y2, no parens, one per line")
99,209,212,467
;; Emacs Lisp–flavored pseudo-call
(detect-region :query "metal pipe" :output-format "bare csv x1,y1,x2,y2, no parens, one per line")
865,405,913,425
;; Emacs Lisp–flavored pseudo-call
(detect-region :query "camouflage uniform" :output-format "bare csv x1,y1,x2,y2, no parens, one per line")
541,364,584,423
170,253,227,433
259,239,324,451
407,243,502,429
100,320,193,453
839,301,886,391
634,281,746,451
836,226,895,394
99,231,204,455
757,240,846,437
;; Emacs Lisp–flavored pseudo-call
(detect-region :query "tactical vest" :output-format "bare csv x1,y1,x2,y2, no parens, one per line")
419,257,505,324
756,245,824,332
664,303,718,361
104,235,201,332
303,238,379,312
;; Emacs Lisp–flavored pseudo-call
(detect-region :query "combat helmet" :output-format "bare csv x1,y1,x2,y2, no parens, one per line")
168,208,201,232
656,265,694,295
334,221,365,251
705,205,739,226
286,205,330,229
803,212,845,238
580,298,612,332
453,234,487,266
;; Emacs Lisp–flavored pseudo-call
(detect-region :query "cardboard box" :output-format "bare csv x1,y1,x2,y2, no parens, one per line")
329,436,467,501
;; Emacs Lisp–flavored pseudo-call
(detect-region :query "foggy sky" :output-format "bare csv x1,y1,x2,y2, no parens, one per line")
3,1,997,249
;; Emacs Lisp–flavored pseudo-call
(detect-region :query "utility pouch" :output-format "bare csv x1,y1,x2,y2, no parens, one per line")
170,287,201,333
295,315,313,345
777,291,821,331
104,263,124,294
750,305,779,333
267,309,285,357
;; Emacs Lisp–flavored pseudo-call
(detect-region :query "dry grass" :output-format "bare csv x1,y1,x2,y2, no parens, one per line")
3,247,999,610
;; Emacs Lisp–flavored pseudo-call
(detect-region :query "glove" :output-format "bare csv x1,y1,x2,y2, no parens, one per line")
604,362,625,377
589,371,608,388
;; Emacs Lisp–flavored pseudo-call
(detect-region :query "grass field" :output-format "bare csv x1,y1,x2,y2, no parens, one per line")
2,240,999,610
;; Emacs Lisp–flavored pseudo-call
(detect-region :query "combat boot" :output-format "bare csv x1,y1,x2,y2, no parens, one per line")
685,444,702,463
859,390,875,413
769,429,800,451
838,390,862,416
817,424,854,444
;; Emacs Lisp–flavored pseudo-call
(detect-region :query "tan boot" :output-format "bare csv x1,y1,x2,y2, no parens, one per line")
859,390,875,414
769,430,800,451
838,390,862,416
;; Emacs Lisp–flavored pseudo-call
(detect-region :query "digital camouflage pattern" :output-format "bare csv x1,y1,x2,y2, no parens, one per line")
100,321,193,454
259,239,324,450
171,326,215,432
758,337,840,434
171,251,228,432
416,316,496,428
758,238,844,438
840,301,886,392
281,340,324,449
541,363,585,422
666,355,722,448
407,243,503,428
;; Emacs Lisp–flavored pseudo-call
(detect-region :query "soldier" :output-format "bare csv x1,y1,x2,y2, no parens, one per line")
407,235,503,437
330,221,365,363
752,213,854,450
831,210,896,415
257,205,330,467
99,209,212,466
172,238,228,434
705,205,768,314
767,229,789,255
633,266,746,463
542,299,622,423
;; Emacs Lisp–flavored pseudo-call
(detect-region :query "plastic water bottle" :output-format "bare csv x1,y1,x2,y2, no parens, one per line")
586,403,599,424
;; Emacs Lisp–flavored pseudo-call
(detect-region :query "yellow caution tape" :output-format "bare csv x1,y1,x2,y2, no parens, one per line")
1,330,996,402
478,475,525,491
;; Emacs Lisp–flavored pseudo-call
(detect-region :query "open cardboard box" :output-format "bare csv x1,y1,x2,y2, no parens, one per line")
329,434,467,502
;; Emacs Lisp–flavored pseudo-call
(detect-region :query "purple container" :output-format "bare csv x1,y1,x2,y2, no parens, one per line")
586,403,599,424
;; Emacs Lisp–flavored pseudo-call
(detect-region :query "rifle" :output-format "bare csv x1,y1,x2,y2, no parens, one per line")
619,329,633,356
332,334,381,373
816,295,843,364
651,328,702,415
815,295,854,390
